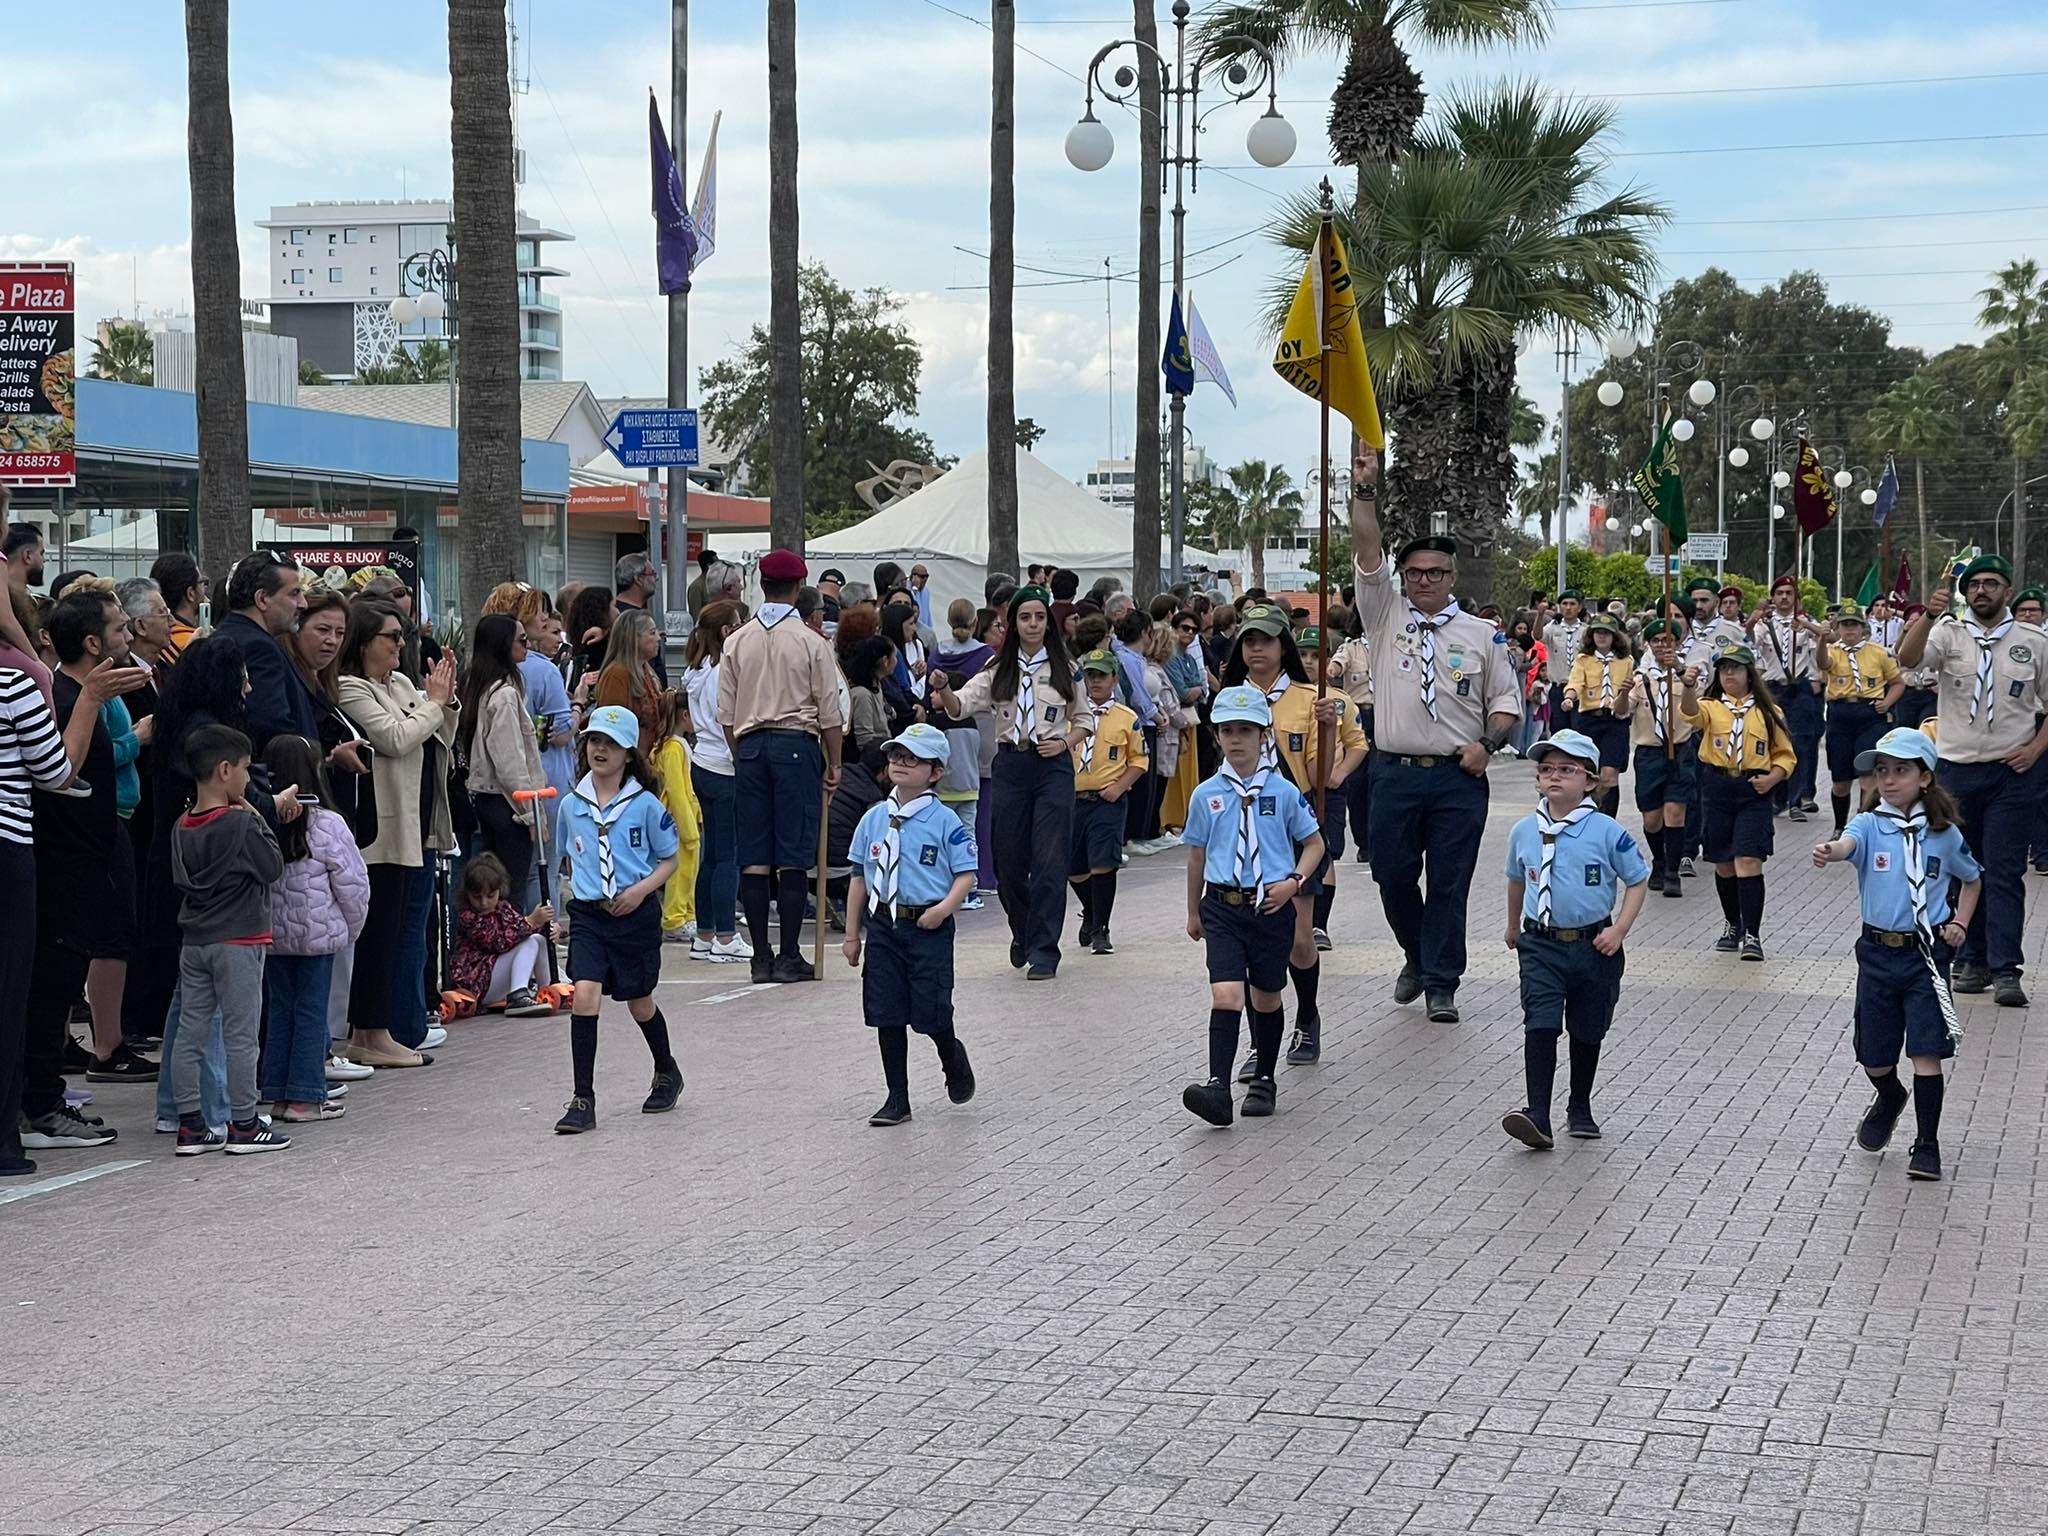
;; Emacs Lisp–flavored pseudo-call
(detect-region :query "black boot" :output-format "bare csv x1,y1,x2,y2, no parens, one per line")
1565,1036,1601,1138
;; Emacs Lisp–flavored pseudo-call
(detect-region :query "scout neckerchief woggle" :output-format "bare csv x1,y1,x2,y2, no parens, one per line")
1962,612,2015,726
1725,693,1757,766
1875,797,1962,1042
1533,795,1598,925
1639,658,1670,743
1078,699,1114,771
870,790,937,910
1408,597,1462,721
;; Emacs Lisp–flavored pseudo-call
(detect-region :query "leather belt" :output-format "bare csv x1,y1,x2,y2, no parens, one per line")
1522,918,1609,943
1385,752,1454,768
997,739,1043,753
1862,924,1925,948
1205,884,1268,907
1711,766,1770,780
1076,789,1103,801
874,901,935,922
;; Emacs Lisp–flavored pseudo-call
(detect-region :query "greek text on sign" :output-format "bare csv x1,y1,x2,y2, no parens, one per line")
0,263,75,488
1683,534,1728,561
604,408,700,468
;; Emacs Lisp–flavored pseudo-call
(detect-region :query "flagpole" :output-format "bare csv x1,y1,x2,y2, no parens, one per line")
1661,514,1674,762
1313,179,1334,826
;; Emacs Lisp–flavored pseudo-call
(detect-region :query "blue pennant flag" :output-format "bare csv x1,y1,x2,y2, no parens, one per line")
650,94,696,295
1872,453,1900,529
1162,291,1195,396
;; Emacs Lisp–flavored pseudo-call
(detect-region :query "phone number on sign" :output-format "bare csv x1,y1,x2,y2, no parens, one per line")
0,454,69,469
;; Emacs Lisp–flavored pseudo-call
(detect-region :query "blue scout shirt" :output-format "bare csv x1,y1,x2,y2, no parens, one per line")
556,774,680,902
849,793,978,905
1840,810,1981,929
1504,809,1650,927
1183,768,1321,886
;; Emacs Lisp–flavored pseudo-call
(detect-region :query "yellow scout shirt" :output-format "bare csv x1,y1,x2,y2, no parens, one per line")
1683,695,1797,775
1565,651,1635,715
1821,640,1899,703
1264,680,1367,791
1071,700,1146,793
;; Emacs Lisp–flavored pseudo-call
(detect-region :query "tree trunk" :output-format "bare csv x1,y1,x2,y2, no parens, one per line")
1131,1,1162,604
185,0,250,591
985,0,1019,580
448,0,522,627
767,0,805,550
1250,538,1264,594
1915,456,1928,596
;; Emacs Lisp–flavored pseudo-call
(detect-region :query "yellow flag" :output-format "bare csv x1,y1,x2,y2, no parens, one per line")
1271,223,1383,449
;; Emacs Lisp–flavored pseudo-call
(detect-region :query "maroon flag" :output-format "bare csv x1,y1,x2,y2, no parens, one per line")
1891,558,1913,600
1793,437,1837,536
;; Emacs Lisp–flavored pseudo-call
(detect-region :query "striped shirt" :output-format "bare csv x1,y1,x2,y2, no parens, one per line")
0,666,74,845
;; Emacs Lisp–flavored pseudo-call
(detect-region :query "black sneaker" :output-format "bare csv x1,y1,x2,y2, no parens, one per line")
749,958,775,986
1426,991,1460,1024
1907,1140,1943,1181
1662,873,1684,898
0,1155,35,1178
1647,868,1665,893
554,1095,597,1135
86,1043,159,1082
1680,857,1697,877
1566,1104,1601,1140
19,1104,117,1149
1393,963,1423,1005
1285,1029,1319,1065
1181,1078,1234,1126
942,1041,975,1104
1714,922,1741,953
642,1069,683,1114
1788,806,1808,822
869,1095,912,1126
1235,1049,1258,1085
224,1118,290,1155
1994,972,2029,1007
175,1119,225,1156
1951,963,1989,995
2035,861,2048,876
772,954,816,984
1026,962,1057,981
60,1035,92,1075
1241,1077,1277,1117
1856,1084,1908,1152
1799,800,1819,814
1502,1109,1554,1150
1009,941,1028,970
1740,935,1764,962
1077,919,1096,949
1091,928,1114,956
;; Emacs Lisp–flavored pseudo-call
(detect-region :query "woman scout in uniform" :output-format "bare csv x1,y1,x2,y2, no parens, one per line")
1069,649,1148,955
1812,727,1981,1182
1560,616,1634,819
840,723,978,1128
1500,729,1649,1149
1296,624,1367,947
1612,619,1698,896
551,705,682,1136
1682,645,1795,962
927,586,1088,981
1816,600,1903,835
1218,605,1365,1066
1180,685,1325,1127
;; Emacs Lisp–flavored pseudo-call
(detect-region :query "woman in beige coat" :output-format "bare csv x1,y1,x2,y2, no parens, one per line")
458,614,546,891
336,600,458,1067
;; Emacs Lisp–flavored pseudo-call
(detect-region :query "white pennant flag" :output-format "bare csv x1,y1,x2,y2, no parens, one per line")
689,110,720,270
1185,292,1237,407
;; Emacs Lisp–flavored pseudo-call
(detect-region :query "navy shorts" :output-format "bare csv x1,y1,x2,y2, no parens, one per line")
735,728,823,868
1201,893,1294,994
1517,929,1624,1042
1854,936,1958,1066
1701,767,1775,862
1578,711,1630,772
1894,686,1938,730
566,897,663,1001
1633,742,1697,811
1826,700,1888,782
1069,794,1128,876
861,908,956,1036
1301,787,1344,895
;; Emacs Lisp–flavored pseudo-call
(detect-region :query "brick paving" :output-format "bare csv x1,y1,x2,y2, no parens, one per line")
4,758,2047,1536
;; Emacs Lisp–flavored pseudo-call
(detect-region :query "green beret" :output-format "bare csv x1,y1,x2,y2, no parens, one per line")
1007,584,1051,616
1962,553,2014,585
1685,577,1720,597
1640,618,1673,639
1558,587,1585,602
2018,586,2048,608
1396,535,1457,566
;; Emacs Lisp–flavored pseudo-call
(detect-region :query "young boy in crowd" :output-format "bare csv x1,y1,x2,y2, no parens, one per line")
1071,648,1148,955
169,724,291,1156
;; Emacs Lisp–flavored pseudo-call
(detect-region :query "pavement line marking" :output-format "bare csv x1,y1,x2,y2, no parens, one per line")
694,984,777,1005
0,1159,148,1208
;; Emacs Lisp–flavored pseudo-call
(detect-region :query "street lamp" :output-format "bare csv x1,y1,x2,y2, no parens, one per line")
1830,463,1870,598
1068,0,1291,586
1599,337,1705,575
387,246,458,427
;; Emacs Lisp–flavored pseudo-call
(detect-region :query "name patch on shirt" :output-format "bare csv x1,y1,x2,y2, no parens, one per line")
1456,678,1472,697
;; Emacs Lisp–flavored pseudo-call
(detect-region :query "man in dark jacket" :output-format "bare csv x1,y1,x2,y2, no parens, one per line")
212,551,314,752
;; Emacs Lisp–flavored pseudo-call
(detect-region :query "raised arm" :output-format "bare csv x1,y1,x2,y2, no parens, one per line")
1347,446,1386,578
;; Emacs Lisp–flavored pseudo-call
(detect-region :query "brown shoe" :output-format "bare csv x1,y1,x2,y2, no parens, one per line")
345,1043,433,1069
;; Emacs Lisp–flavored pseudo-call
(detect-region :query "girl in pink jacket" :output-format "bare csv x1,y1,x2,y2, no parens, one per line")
263,737,369,1123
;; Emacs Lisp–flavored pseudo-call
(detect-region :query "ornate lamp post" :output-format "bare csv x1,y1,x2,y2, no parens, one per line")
389,247,457,427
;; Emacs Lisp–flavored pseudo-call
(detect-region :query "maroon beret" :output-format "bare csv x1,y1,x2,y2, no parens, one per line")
759,548,807,583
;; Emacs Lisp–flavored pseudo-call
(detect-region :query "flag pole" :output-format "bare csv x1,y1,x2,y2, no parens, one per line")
1314,179,1334,826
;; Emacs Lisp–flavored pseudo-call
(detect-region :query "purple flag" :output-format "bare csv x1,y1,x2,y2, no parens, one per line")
650,94,696,295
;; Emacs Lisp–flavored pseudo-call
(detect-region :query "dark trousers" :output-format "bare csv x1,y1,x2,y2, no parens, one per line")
0,842,35,1163
23,933,91,1122
472,791,535,897
990,746,1075,970
352,862,436,1046
1128,726,1161,842
1943,758,2032,976
1368,757,1489,995
1778,685,1823,810
1345,708,1375,852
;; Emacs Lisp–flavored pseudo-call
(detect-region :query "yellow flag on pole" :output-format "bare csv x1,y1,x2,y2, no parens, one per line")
1271,223,1384,449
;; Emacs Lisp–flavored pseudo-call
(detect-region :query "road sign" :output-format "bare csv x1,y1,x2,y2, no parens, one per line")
1684,534,1728,561
1644,554,1684,576
604,408,699,468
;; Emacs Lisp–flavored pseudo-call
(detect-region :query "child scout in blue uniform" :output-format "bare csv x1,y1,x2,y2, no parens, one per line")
1070,649,1148,956
841,723,979,1128
1500,729,1649,1151
1812,727,1982,1183
553,704,682,1137
1613,619,1699,897
1179,685,1325,1128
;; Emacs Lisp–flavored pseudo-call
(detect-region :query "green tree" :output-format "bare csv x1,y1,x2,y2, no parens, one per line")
1013,415,1045,452
297,356,328,385
1979,258,2048,581
356,338,451,385
89,321,154,384
1208,460,1304,591
1863,374,1960,590
699,263,938,534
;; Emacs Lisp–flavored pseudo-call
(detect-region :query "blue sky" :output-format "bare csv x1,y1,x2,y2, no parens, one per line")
8,0,2046,531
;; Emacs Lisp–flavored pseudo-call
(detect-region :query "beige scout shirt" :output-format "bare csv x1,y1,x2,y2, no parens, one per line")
1333,637,1373,707
716,608,846,738
939,652,1093,745
1919,616,2048,764
1622,664,1697,748
1678,615,1745,672
1354,559,1521,754
1541,619,1586,684
1752,613,1819,690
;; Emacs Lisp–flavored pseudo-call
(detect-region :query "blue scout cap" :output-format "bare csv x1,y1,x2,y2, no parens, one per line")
1855,727,1937,776
1210,684,1273,728
581,704,640,750
883,722,951,767
1531,728,1601,773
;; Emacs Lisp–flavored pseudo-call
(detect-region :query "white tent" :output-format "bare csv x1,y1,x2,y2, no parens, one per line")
793,446,1220,619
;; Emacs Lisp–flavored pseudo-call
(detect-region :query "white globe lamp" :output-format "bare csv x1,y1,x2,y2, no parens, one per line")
1833,469,1853,490
1065,113,1115,172
1245,109,1296,168
1604,332,1639,361
1773,469,1792,489
1671,417,1696,442
1750,417,1776,441
1728,446,1750,468
1771,504,1785,521
1597,380,1625,407
388,296,418,325
417,291,446,323
1688,379,1717,407
1861,487,1878,506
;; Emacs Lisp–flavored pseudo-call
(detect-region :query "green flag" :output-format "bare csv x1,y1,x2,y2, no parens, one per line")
1855,561,1880,607
1631,410,1688,546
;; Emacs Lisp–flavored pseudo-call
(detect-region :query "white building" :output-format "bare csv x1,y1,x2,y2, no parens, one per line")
257,199,572,382
1081,444,1220,507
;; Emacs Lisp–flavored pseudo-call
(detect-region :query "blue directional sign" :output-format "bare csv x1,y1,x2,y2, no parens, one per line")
604,408,700,468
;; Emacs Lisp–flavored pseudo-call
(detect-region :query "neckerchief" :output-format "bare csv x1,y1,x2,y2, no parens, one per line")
1639,660,1670,742
1962,614,2015,726
1533,796,1599,925
1725,695,1757,767
1078,701,1114,772
1409,598,1462,721
570,772,647,901
1218,760,1270,897
1014,648,1046,744
1257,675,1292,771
1875,799,1962,1042
1558,620,1583,670
1595,653,1618,709
1768,614,1797,678
870,791,937,910
756,602,795,630
1844,640,1869,697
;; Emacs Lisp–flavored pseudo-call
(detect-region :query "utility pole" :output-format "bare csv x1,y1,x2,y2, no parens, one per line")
667,0,691,623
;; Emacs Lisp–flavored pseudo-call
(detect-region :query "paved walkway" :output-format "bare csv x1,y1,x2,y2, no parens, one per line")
5,760,2047,1536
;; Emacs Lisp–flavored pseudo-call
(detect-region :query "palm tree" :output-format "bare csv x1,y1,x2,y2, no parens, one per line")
1131,1,1164,603
297,357,329,386
986,0,1019,580
185,0,251,588
357,338,452,385
767,0,805,551
448,0,523,623
1979,258,2048,581
1864,374,1960,587
89,321,154,384
1211,460,1304,591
